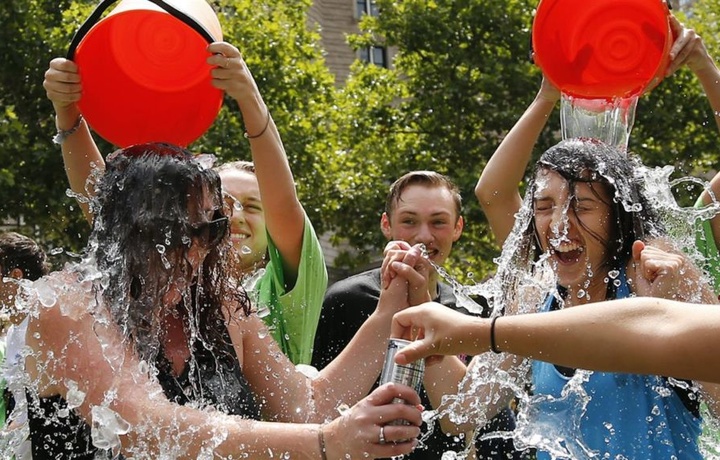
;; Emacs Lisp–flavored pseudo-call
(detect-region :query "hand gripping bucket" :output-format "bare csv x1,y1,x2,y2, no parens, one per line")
532,0,672,99
68,0,224,147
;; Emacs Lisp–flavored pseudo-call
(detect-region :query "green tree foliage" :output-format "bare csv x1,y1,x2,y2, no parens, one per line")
327,0,555,280
325,0,720,281
0,0,90,261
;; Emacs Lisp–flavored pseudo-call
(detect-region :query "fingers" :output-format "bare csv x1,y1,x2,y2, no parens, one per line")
631,240,685,299
206,42,256,100
665,17,710,76
327,386,422,459
394,338,434,365
206,41,241,63
381,241,414,288
43,58,82,107
538,75,561,102
371,382,423,409
390,260,431,305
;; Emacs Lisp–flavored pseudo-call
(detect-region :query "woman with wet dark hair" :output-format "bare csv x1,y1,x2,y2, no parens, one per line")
513,138,664,278
18,144,424,459
466,17,720,460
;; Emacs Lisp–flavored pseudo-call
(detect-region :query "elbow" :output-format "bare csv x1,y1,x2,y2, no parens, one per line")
474,181,492,209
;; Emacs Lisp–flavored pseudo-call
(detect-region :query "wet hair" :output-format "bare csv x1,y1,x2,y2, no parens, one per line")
520,138,663,272
0,232,50,281
385,171,463,221
90,143,250,363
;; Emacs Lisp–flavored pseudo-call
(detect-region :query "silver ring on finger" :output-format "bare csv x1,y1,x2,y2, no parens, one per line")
379,425,386,444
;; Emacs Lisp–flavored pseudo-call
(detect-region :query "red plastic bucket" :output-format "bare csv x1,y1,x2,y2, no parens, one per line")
532,0,672,99
69,0,223,147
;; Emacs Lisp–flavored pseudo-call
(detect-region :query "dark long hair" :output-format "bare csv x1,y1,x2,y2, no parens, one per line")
89,143,250,363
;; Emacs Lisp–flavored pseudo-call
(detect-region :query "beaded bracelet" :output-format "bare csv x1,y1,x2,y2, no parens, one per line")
53,114,84,145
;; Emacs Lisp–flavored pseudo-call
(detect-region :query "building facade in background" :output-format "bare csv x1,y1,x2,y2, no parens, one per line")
309,0,390,85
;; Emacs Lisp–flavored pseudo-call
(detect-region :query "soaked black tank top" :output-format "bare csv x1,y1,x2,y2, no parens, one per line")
28,332,260,458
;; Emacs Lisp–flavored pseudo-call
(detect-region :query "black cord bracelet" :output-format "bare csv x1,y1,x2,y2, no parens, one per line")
244,108,271,140
490,315,501,354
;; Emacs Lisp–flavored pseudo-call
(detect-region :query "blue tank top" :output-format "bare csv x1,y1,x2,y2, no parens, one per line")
531,268,702,459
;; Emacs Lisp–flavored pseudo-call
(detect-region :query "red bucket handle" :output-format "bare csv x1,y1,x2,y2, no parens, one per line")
67,0,218,61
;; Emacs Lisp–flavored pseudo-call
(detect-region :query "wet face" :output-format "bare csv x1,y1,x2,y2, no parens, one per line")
533,170,613,300
218,168,268,271
381,184,463,266
162,188,228,308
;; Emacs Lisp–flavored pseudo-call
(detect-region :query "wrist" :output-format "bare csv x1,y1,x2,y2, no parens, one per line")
489,315,502,354
54,105,81,130
317,424,329,460
53,113,85,145
535,92,560,105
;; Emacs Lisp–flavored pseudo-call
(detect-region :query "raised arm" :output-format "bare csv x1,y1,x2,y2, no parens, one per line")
475,78,560,246
208,42,305,282
233,244,429,422
43,58,105,224
671,18,720,250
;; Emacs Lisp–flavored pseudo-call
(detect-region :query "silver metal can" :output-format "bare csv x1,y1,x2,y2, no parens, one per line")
379,338,425,425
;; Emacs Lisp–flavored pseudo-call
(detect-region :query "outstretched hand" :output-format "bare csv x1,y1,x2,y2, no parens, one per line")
391,304,484,366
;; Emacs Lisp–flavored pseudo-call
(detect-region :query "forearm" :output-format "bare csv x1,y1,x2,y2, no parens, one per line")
237,94,305,278
122,398,320,459
54,103,104,224
475,92,557,244
494,298,720,382
314,311,393,417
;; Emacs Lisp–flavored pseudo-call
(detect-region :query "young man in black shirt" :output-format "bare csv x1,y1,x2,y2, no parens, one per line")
313,171,524,459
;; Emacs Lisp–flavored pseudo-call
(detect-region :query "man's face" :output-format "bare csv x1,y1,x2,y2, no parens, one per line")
381,184,463,266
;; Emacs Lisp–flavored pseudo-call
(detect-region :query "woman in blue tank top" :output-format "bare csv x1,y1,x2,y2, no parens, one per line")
475,135,719,459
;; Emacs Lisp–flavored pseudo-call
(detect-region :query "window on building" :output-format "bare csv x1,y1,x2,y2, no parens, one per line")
355,0,379,18
358,46,387,68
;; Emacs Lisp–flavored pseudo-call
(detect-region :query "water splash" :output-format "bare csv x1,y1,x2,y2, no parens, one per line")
420,160,720,457
560,94,638,152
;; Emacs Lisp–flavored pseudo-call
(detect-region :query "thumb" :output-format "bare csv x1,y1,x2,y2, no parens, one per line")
631,240,645,264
